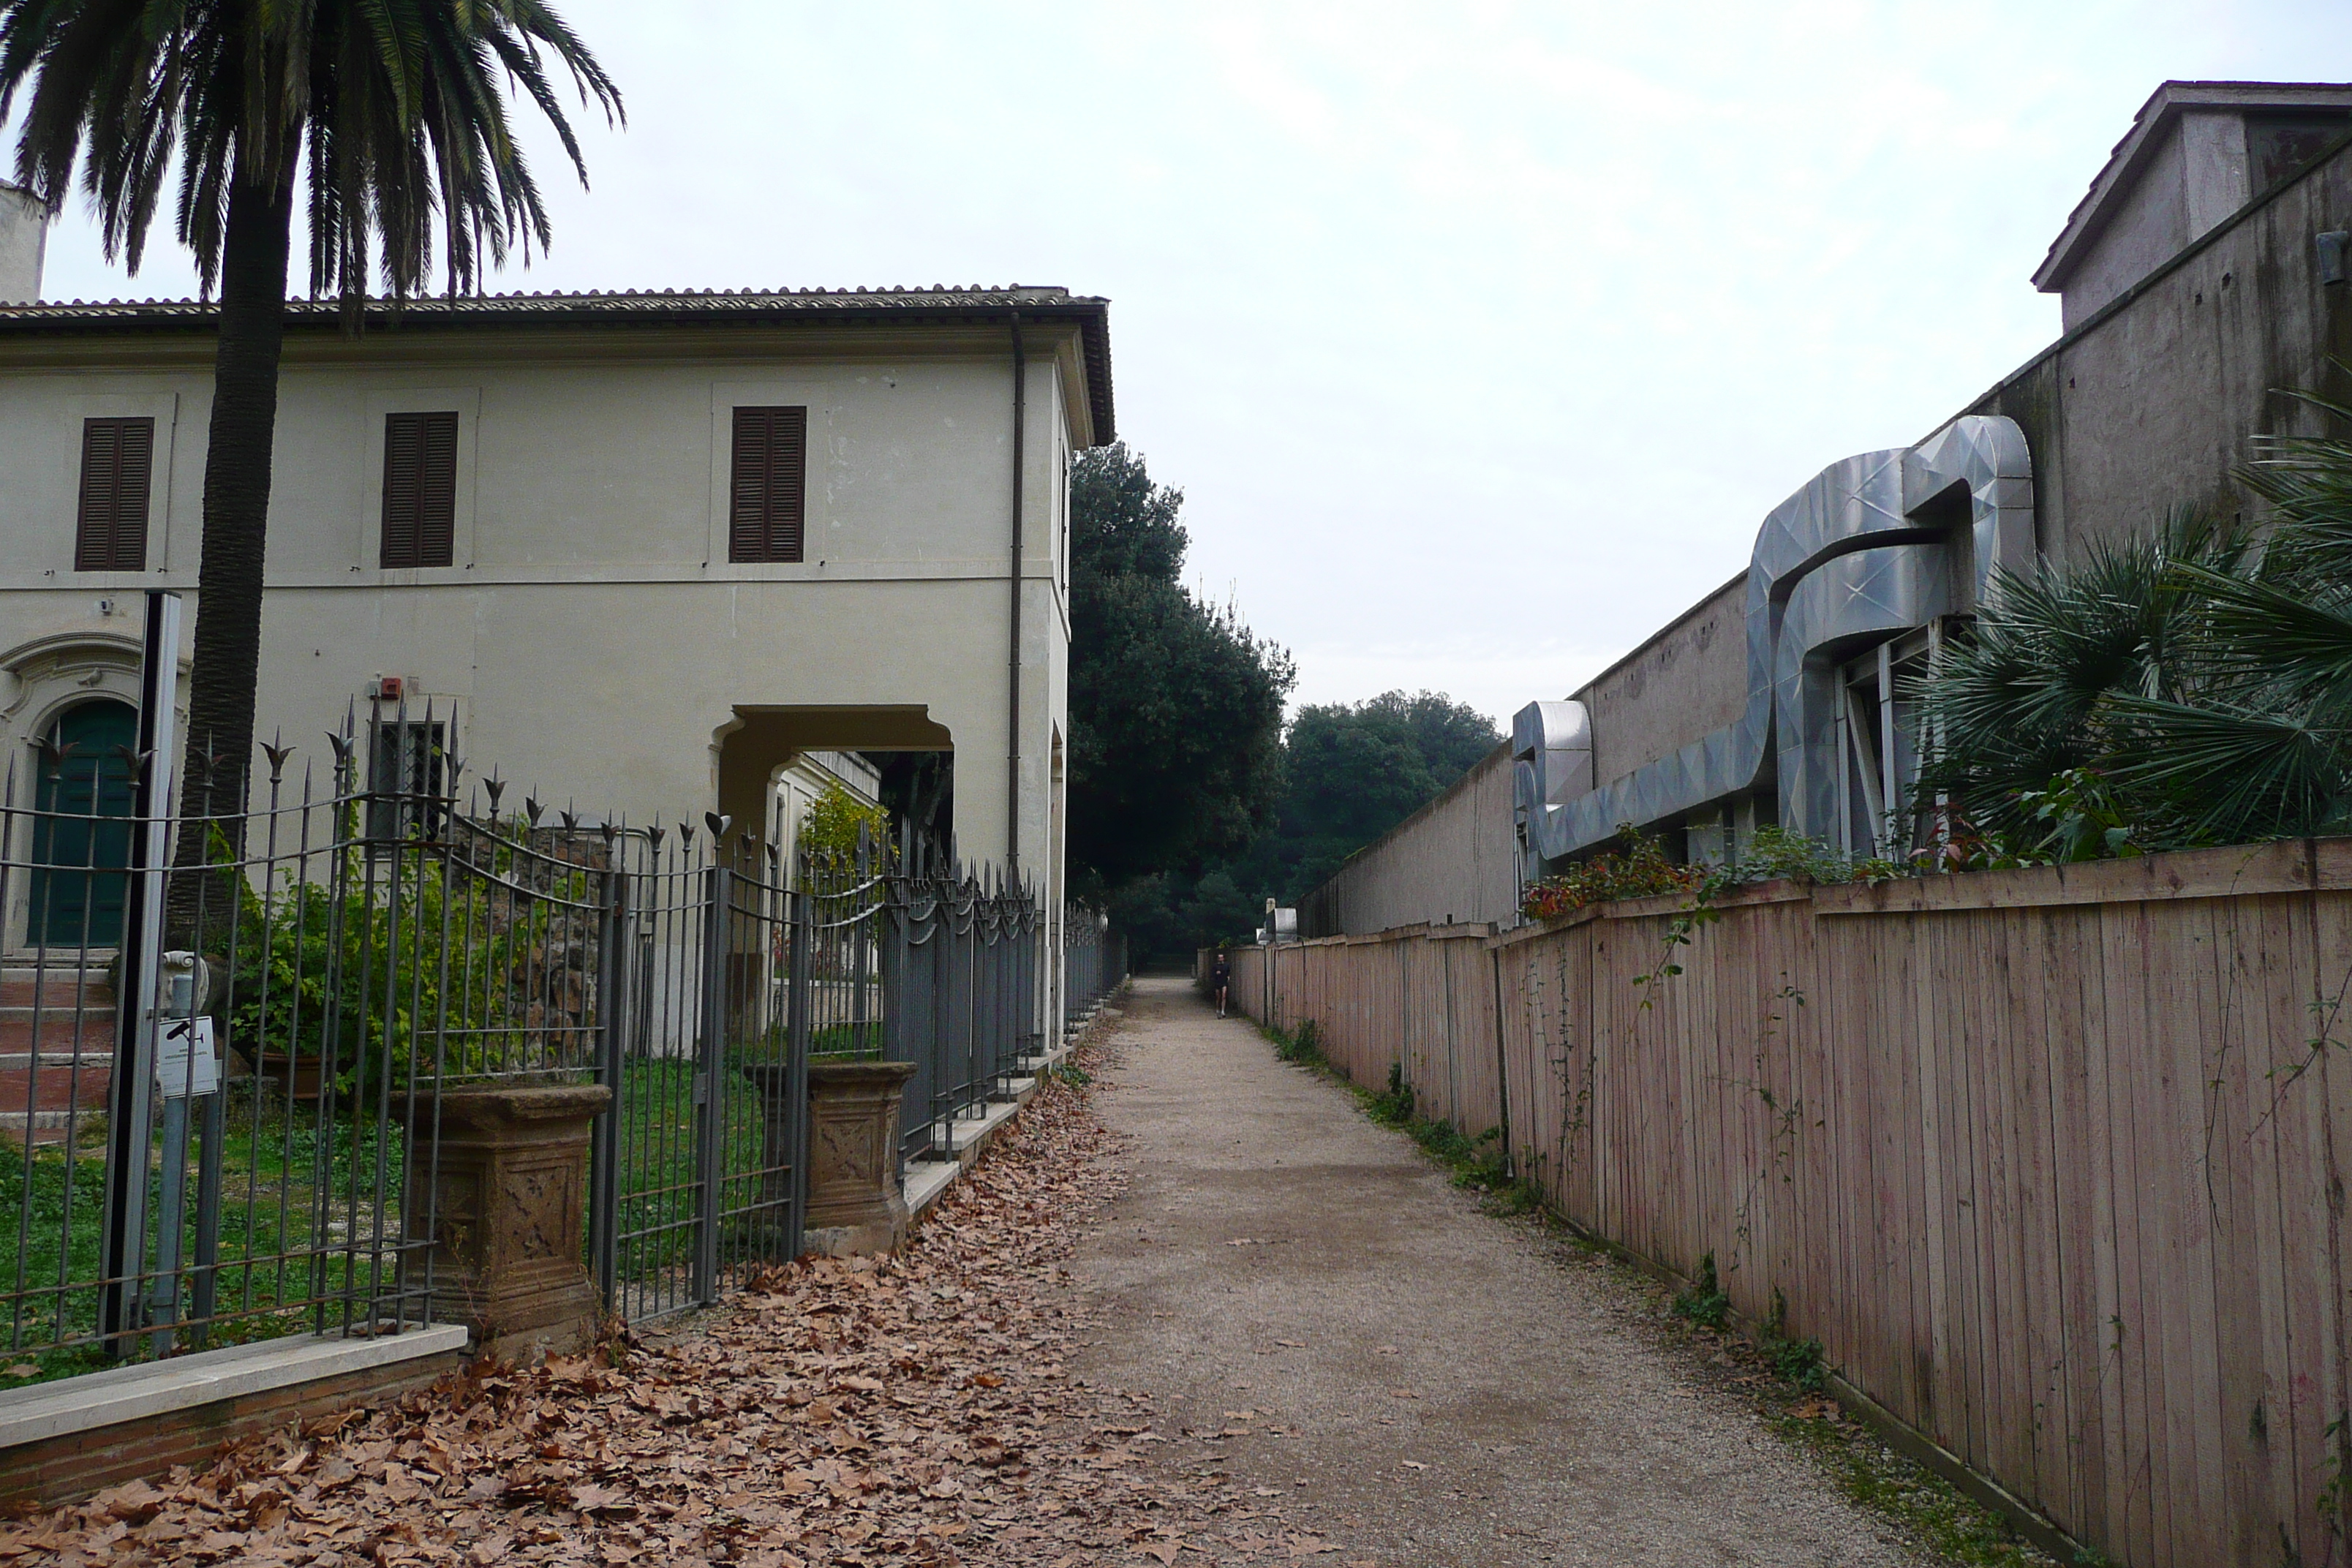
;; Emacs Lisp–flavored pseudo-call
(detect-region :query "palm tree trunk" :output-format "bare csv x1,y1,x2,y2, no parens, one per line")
167,171,294,947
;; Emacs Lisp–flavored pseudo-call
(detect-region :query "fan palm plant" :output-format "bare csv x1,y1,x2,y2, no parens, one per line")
2103,398,2352,841
1915,397,2352,851
0,0,621,883
1912,509,2255,844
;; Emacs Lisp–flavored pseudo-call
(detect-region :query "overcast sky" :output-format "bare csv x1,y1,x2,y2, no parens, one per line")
22,1,2352,731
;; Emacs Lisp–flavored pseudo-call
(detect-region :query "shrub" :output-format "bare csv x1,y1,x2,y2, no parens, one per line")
799,783,889,865
1273,1018,1324,1066
1721,826,1899,888
1368,1062,1417,1125
225,829,580,1095
1672,1251,1731,1328
1521,827,1705,922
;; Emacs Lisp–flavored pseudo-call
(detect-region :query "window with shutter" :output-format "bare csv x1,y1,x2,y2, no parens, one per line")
75,417,154,572
729,406,807,564
380,412,460,568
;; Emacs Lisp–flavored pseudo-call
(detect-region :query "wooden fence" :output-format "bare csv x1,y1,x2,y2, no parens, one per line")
1216,840,2352,1568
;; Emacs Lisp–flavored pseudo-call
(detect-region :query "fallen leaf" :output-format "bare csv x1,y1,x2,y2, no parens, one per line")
0,1036,1318,1568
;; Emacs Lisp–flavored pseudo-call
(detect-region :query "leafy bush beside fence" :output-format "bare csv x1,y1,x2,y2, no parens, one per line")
222,831,588,1096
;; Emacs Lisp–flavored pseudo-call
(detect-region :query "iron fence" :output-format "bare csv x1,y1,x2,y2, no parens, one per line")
1063,909,1126,1032
872,840,1045,1164
0,674,1052,1376
0,710,619,1375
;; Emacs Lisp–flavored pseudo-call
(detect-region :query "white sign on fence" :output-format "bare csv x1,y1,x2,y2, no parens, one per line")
157,1016,219,1099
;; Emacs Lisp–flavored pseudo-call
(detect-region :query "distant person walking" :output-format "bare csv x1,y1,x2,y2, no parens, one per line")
1210,952,1232,1018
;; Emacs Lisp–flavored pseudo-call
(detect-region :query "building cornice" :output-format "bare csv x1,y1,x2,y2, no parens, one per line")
0,286,1116,445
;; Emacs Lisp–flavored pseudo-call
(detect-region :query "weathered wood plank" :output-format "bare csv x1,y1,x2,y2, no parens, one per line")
2102,900,2163,1567
1245,850,2352,1568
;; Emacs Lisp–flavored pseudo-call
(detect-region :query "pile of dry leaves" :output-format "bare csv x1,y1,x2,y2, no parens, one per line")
0,1046,1312,1566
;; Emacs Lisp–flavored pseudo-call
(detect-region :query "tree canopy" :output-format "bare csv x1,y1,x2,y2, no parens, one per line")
1112,690,1502,964
1067,442,1293,897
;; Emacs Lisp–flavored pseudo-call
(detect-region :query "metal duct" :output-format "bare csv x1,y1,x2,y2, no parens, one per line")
1513,414,2033,869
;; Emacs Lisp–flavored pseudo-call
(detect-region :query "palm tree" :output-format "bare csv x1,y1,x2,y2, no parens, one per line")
0,1,621,876
2106,401,2352,840
1914,401,2352,851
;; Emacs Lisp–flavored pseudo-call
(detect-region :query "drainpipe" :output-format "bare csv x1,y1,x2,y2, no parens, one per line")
1006,312,1025,883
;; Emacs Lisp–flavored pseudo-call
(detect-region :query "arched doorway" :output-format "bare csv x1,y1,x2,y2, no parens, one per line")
29,701,137,948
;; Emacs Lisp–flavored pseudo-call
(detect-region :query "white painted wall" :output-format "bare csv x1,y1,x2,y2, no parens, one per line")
0,186,43,306
0,320,1081,916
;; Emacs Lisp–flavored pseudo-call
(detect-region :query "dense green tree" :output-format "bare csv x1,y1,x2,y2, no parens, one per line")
1068,443,1293,896
1120,690,1502,965
1259,690,1501,903
0,0,622,887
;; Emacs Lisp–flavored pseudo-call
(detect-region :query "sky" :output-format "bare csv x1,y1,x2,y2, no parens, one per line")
19,0,2352,731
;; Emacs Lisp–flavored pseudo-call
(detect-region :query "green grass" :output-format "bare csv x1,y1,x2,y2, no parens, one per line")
0,1053,809,1384
0,1094,418,1384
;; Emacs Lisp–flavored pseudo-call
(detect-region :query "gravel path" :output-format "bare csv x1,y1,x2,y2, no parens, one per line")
1069,975,1935,1568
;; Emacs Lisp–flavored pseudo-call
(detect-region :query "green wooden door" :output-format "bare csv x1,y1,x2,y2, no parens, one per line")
30,701,138,948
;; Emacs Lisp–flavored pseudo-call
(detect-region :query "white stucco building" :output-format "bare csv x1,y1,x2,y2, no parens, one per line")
0,190,1112,987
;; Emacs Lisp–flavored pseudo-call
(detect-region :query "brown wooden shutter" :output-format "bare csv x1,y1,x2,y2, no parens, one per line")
729,406,807,563
75,417,154,572
381,412,459,568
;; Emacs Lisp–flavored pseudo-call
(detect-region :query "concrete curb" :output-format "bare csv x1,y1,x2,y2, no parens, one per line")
902,983,1128,1224
0,1323,469,1452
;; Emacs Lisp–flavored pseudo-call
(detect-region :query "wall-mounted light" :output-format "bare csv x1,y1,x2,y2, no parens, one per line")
2318,230,2349,285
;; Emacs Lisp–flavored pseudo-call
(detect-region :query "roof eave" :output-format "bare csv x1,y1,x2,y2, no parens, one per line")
2035,79,2352,293
0,287,1117,446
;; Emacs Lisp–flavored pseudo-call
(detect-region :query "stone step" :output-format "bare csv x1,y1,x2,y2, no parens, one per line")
0,1012,114,1054
0,1051,114,1071
0,1062,113,1115
0,965,115,1011
0,1109,91,1145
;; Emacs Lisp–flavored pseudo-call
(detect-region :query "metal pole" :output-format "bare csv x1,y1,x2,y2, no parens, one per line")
1006,312,1025,885
589,865,628,1308
98,589,181,1355
693,863,727,1305
785,887,813,1264
146,954,199,1357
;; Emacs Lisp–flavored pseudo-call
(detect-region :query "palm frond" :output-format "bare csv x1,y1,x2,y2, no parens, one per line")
0,0,622,299
2097,693,2352,842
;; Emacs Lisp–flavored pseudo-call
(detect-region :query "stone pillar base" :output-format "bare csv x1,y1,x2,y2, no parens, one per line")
405,1081,611,1361
803,1060,918,1257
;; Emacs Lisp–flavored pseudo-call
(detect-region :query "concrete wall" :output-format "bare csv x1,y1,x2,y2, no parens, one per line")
0,315,1087,940
2062,110,2203,330
0,186,41,306
1292,577,1751,938
1296,115,2352,935
1575,576,1746,786
1975,132,2352,564
1298,743,1518,937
